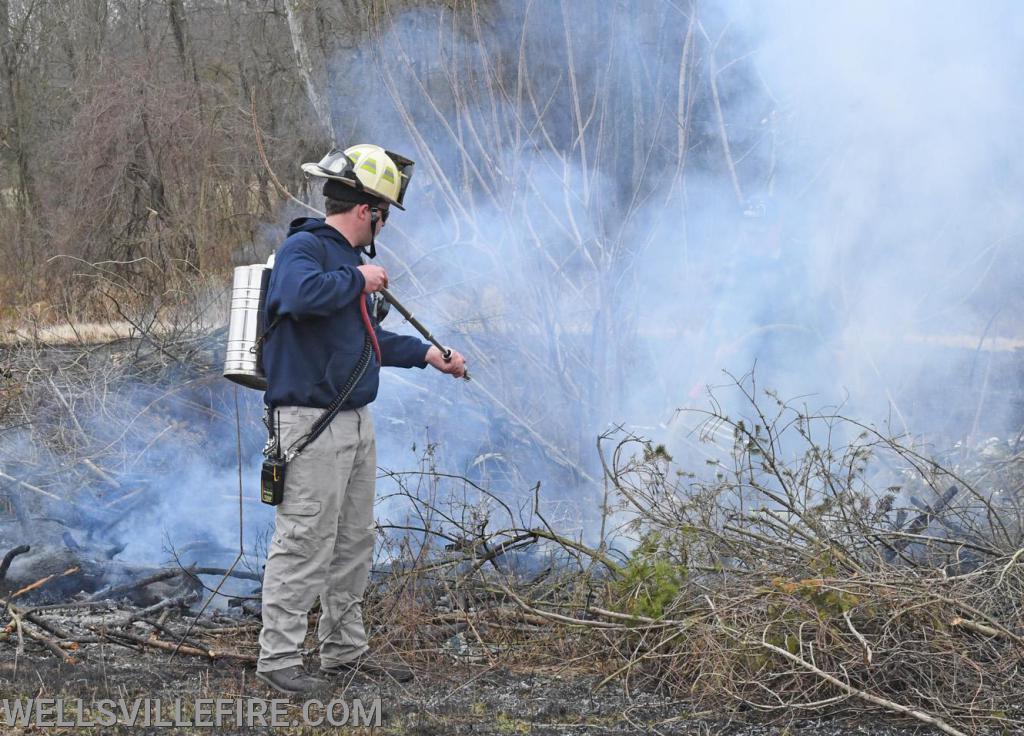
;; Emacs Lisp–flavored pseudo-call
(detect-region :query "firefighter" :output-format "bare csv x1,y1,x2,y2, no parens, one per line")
256,144,466,694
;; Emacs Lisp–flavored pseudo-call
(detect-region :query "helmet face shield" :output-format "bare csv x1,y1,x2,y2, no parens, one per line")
316,149,357,180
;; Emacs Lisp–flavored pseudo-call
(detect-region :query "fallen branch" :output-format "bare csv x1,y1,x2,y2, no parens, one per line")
495,579,623,629
996,547,1024,586
0,544,30,581
843,610,873,665
0,470,62,501
10,566,81,599
95,627,256,662
184,566,262,583
85,569,180,602
22,623,76,664
431,607,550,628
759,632,968,736
950,617,1004,639
113,592,199,627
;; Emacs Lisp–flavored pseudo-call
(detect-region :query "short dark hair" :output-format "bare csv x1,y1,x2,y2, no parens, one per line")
325,198,358,216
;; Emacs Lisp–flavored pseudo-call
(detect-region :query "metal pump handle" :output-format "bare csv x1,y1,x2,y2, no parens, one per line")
379,288,470,381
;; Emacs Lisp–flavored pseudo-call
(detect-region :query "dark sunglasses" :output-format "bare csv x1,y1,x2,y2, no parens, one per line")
371,206,390,224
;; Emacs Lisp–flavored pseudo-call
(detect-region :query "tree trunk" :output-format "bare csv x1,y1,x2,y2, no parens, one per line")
79,0,109,75
166,0,199,90
283,0,335,142
0,0,37,233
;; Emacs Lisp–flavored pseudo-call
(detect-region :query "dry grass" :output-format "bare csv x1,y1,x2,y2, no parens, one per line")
0,322,140,347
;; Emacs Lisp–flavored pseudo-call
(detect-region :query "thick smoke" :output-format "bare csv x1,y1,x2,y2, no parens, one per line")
5,1,1022,567
742,1,1024,432
340,0,1024,501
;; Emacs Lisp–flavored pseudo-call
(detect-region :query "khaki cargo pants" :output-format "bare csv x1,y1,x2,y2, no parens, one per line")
257,405,376,673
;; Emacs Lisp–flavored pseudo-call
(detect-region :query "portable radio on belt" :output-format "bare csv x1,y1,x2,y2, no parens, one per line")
261,411,286,506
260,456,286,505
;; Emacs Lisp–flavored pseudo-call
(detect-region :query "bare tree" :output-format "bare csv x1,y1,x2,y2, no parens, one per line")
283,0,336,141
0,0,37,234
165,0,199,92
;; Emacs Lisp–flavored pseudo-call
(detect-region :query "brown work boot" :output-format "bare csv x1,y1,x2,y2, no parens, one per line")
320,652,414,682
256,665,328,695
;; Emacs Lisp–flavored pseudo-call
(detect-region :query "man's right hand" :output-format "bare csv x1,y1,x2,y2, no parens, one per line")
357,265,389,293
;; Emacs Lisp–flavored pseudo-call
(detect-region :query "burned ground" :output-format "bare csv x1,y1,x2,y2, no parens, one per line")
0,604,928,736
0,334,1022,736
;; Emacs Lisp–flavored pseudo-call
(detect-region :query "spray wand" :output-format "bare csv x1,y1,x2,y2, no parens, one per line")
379,287,471,381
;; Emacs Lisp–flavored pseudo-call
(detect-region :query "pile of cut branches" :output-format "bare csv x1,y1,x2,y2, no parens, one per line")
367,377,1023,735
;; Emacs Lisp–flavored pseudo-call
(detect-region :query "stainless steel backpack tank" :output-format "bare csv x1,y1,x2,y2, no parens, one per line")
223,255,274,390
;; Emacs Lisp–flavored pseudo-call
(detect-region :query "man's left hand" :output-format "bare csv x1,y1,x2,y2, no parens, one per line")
425,346,467,378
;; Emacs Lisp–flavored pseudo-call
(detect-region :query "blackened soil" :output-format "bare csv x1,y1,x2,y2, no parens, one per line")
0,643,933,735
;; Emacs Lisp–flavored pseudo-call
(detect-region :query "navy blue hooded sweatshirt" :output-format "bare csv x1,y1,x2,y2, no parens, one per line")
262,218,430,410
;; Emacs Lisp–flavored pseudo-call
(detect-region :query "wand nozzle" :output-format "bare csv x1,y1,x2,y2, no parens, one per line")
379,288,471,381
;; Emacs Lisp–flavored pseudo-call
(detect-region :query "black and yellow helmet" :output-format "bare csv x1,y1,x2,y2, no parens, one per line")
301,144,414,210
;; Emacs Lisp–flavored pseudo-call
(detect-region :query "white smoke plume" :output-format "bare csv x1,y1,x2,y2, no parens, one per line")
5,1,1022,564
348,0,1024,484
